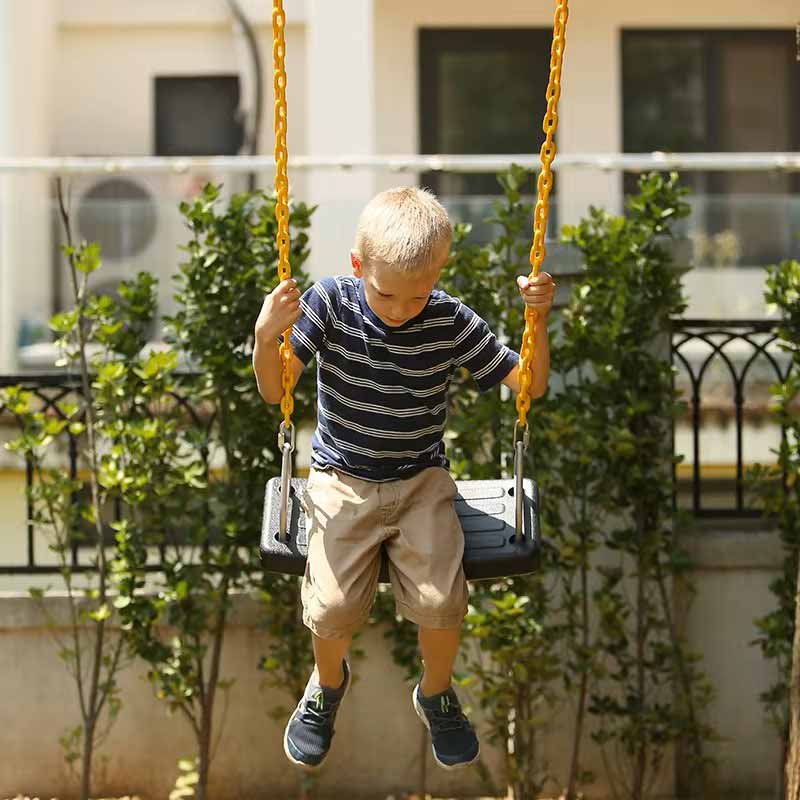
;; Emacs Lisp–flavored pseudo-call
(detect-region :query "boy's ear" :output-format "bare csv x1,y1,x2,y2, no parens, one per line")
350,250,363,277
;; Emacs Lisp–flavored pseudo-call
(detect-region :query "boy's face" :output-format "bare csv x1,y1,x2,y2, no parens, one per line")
351,249,445,328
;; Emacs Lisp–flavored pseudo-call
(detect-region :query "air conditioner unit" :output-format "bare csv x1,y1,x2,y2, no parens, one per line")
51,170,250,331
51,173,175,337
18,169,247,370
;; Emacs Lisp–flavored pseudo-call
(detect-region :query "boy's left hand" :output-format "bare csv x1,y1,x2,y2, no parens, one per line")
517,271,556,317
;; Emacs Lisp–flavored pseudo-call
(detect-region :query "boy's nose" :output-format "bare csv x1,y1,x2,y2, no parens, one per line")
391,304,410,320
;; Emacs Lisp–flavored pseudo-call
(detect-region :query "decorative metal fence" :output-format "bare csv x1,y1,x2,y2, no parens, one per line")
0,371,214,575
671,319,794,518
0,317,795,574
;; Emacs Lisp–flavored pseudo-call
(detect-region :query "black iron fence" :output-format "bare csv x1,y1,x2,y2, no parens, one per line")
0,319,795,574
0,372,215,575
671,319,795,518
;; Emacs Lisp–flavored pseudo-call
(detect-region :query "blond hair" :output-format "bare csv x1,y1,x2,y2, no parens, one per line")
354,186,452,273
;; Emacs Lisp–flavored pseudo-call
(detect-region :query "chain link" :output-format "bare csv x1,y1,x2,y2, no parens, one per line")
272,0,294,426
516,0,569,426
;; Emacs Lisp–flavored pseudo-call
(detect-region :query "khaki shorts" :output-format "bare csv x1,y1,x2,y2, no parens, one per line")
300,466,468,639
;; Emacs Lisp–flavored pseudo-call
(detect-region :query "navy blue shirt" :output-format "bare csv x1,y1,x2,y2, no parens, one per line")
290,276,518,482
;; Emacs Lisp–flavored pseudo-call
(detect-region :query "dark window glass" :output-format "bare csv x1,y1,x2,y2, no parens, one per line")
155,75,244,156
623,35,708,158
622,30,800,266
419,29,552,197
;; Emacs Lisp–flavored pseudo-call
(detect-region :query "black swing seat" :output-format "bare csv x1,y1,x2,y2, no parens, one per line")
259,476,541,582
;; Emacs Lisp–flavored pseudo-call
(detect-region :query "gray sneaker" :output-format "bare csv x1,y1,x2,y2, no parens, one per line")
283,660,350,770
413,684,480,770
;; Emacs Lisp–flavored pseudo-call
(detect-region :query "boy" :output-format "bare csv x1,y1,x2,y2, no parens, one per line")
253,186,554,772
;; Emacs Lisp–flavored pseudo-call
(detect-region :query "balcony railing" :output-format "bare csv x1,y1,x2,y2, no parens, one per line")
3,152,798,372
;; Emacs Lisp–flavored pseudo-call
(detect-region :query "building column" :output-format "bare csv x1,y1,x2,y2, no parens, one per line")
0,0,56,372
304,0,377,279
557,11,622,227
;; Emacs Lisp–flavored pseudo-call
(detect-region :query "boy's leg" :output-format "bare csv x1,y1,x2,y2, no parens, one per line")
383,467,479,769
418,625,460,696
413,622,480,770
284,468,383,770
313,632,351,688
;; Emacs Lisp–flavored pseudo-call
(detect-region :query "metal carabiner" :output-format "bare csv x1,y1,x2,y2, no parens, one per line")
513,421,530,539
277,422,296,542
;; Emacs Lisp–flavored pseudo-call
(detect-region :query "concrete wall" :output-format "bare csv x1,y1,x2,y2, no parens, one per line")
0,594,505,800
679,523,786,797
0,522,788,800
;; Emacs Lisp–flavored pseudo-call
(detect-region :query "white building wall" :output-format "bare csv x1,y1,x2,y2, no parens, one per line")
0,0,57,372
53,16,307,168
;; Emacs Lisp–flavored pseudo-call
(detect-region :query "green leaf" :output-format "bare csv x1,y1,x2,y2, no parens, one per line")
89,603,111,622
76,242,102,273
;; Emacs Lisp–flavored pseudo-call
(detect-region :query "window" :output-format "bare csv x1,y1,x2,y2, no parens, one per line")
155,75,244,156
622,30,800,266
419,29,552,197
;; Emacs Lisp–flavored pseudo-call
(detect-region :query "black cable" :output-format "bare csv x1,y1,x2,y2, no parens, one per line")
225,0,264,192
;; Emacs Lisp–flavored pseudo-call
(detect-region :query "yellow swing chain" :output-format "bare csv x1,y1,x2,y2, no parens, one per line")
515,0,569,434
272,0,294,431
271,0,565,440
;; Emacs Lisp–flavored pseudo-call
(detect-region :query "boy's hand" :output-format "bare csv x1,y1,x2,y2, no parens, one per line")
517,272,556,318
255,278,302,342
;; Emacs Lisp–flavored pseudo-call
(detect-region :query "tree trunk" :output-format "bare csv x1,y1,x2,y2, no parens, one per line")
655,557,708,797
510,689,523,800
566,553,590,800
784,553,800,799
633,541,647,800
196,586,230,800
417,723,428,798
80,717,95,800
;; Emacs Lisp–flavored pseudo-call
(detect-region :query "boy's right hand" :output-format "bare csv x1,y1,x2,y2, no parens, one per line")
255,279,302,342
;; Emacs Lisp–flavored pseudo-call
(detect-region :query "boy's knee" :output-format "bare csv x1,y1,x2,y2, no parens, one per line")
303,589,368,639
400,588,468,628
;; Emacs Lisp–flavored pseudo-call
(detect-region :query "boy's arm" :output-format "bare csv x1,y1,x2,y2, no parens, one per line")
501,317,550,399
252,335,305,405
501,272,555,397
252,278,305,405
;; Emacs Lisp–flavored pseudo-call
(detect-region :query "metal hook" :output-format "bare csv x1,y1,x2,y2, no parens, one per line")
513,422,530,538
278,422,295,543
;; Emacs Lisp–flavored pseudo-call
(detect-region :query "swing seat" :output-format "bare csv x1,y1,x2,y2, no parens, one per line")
259,476,541,582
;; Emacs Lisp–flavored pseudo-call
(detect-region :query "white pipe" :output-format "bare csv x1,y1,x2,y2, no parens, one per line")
0,152,798,175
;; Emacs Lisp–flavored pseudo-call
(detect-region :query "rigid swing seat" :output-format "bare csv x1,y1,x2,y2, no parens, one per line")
260,469,542,582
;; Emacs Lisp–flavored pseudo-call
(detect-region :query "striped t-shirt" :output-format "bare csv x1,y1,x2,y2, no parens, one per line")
289,276,518,482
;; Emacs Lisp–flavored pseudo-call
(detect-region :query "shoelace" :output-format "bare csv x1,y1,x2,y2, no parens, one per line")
425,695,470,734
299,689,340,728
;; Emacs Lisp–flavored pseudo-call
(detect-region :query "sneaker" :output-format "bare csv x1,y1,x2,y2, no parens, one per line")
283,660,350,770
412,684,480,770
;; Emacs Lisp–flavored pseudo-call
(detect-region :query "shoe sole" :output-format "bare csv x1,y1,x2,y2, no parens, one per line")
412,685,481,771
283,665,351,772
